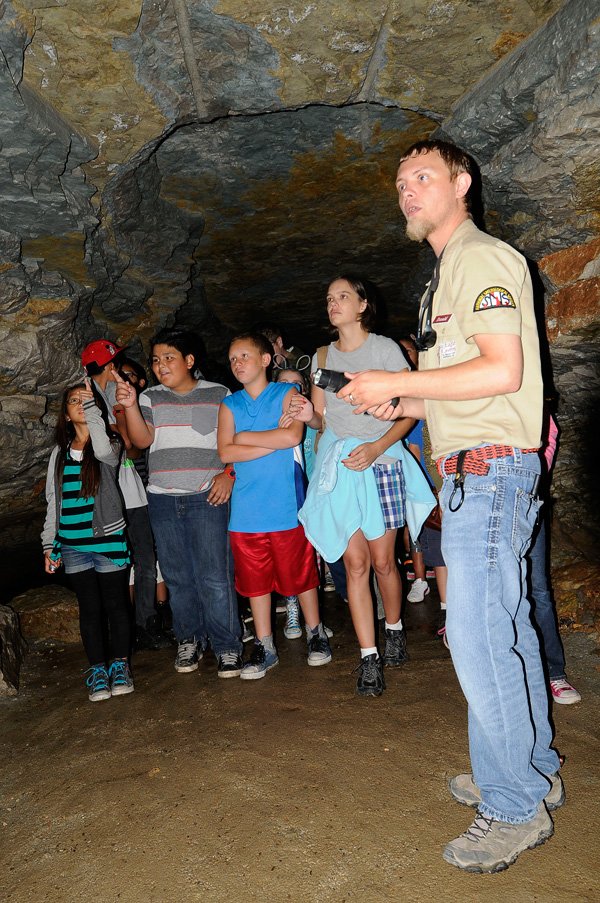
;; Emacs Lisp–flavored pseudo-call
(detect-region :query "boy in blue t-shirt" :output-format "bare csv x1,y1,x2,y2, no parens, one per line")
217,332,332,679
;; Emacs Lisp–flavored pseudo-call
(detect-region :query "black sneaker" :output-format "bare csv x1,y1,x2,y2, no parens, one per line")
240,642,279,680
382,627,409,667
241,615,255,644
307,626,332,667
355,653,386,697
174,637,202,673
136,615,174,651
217,651,243,678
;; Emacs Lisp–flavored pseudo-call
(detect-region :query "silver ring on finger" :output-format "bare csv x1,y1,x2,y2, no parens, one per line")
349,393,354,404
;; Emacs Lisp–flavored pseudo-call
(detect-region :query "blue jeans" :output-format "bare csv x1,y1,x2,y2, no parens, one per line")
147,492,241,655
440,449,560,823
126,505,157,627
327,557,348,600
528,510,566,681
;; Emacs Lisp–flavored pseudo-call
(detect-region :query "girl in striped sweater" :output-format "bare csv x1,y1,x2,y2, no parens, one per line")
42,380,134,702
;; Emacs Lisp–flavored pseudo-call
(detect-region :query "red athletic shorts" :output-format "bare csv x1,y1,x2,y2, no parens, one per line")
229,525,319,598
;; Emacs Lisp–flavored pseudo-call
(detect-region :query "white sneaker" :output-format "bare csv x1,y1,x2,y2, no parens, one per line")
550,678,581,705
407,578,430,603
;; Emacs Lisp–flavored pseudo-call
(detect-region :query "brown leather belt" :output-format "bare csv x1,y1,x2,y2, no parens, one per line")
436,444,539,478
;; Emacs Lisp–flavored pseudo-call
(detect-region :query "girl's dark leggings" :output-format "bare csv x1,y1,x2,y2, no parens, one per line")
69,568,131,665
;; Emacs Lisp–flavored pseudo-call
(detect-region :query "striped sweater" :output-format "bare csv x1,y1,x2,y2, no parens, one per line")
54,452,129,565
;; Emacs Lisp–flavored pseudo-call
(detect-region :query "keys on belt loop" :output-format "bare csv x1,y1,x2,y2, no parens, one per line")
448,450,467,512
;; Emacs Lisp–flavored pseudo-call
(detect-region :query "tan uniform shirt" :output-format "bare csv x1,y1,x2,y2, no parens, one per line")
419,219,543,460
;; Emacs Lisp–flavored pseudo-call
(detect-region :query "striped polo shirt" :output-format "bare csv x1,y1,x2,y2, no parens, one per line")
55,451,129,565
139,380,230,494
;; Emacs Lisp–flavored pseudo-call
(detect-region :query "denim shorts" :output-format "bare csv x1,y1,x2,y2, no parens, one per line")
60,545,128,575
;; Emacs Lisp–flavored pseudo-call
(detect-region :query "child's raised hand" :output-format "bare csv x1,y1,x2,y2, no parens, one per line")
114,369,137,408
287,395,314,424
79,378,95,405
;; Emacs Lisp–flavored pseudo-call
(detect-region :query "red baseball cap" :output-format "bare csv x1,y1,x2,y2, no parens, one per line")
81,339,126,369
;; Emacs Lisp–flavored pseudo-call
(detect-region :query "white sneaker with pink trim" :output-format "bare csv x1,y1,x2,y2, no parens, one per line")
550,678,581,705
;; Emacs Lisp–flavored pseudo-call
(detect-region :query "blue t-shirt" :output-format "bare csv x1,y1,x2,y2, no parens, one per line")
405,418,424,453
223,382,302,533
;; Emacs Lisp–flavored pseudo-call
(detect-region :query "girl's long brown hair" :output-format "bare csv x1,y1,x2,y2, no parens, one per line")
55,383,120,498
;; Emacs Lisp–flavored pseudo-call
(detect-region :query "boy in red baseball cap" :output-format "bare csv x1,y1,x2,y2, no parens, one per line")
81,338,170,652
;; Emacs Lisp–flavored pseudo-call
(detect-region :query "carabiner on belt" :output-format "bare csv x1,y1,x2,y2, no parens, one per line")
448,450,467,512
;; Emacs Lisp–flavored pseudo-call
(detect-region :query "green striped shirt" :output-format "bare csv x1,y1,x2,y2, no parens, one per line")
54,455,129,566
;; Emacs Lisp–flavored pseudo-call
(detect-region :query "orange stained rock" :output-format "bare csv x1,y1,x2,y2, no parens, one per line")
545,276,600,340
540,237,600,287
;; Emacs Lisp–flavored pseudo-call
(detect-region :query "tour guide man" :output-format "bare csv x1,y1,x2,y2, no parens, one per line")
338,139,562,874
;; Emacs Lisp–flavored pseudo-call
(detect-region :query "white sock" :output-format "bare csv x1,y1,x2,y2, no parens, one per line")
361,646,378,658
440,602,447,610
385,618,403,631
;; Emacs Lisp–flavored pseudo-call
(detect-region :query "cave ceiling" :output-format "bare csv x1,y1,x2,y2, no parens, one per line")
0,0,599,542
6,0,572,358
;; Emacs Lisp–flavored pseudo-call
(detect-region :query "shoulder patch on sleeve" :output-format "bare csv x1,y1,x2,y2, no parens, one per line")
473,286,516,311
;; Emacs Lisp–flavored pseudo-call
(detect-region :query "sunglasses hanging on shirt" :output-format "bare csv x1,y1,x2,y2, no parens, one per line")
413,250,444,353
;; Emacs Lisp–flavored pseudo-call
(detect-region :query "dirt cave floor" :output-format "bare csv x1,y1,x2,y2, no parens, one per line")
1,590,599,903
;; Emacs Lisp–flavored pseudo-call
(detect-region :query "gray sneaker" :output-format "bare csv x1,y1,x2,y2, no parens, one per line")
85,665,111,702
443,805,554,873
449,772,565,811
109,659,135,696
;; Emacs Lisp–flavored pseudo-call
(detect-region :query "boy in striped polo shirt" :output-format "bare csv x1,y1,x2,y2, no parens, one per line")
115,329,243,678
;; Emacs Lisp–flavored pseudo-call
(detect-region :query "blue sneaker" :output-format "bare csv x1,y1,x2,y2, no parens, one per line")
109,659,135,696
85,665,111,702
240,642,279,680
284,597,302,639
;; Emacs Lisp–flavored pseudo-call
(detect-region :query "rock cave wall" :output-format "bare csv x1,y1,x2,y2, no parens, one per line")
0,0,598,616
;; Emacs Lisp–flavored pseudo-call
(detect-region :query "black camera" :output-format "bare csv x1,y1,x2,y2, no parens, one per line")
311,368,399,408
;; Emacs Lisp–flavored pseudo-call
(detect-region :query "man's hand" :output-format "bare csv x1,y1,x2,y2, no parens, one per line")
207,472,233,506
341,442,380,471
337,370,405,414
114,370,138,408
366,401,407,421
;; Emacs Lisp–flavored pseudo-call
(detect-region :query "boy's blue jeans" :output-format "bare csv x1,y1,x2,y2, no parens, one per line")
529,511,566,680
440,449,560,823
148,492,241,655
